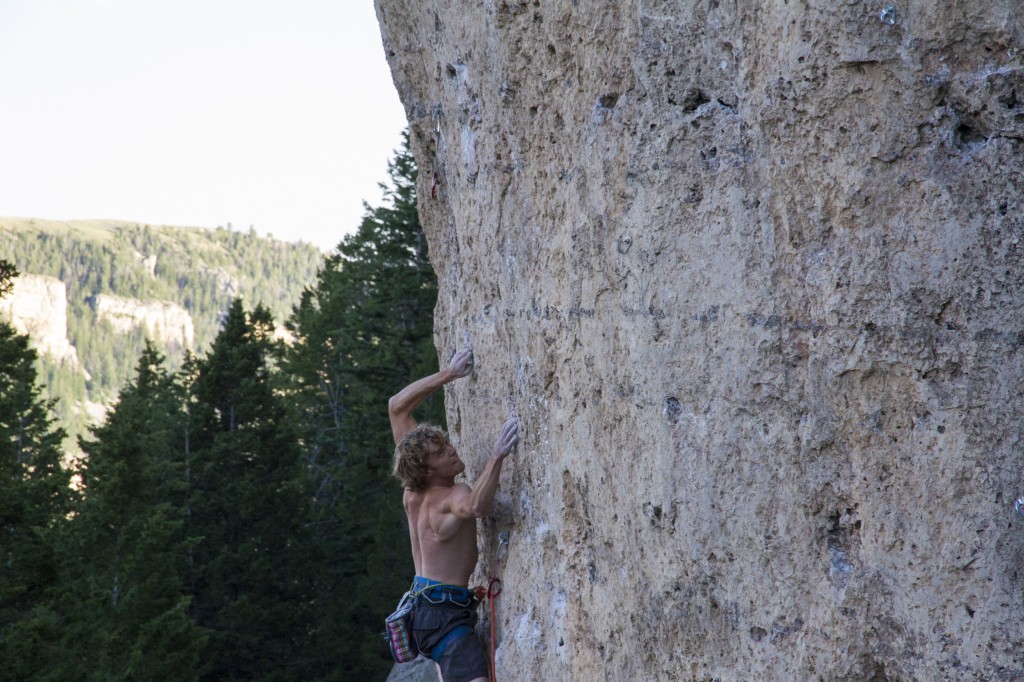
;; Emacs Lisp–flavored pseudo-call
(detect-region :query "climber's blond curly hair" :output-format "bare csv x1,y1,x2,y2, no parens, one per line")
393,424,448,492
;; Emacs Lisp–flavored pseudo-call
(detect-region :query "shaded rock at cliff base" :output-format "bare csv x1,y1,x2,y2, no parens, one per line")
387,655,438,682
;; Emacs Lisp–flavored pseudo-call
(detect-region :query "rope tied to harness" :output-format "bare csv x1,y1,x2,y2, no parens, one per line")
487,574,502,680
486,530,509,681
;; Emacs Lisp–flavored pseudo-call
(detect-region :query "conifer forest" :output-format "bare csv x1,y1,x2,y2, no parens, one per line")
0,138,437,680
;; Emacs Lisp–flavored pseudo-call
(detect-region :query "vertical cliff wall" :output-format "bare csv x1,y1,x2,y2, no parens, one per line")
376,1,1023,679
0,274,80,368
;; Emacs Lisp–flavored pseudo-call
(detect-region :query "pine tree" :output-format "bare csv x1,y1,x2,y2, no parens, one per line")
0,259,16,297
188,299,317,680
57,342,205,681
285,133,443,678
0,260,75,681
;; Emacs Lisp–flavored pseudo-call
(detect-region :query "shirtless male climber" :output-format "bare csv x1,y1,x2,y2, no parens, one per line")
390,345,519,682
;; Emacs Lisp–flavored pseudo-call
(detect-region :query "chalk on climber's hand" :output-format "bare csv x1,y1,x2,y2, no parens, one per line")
447,345,474,378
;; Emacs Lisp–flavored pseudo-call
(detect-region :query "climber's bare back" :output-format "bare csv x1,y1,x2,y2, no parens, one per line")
403,484,479,586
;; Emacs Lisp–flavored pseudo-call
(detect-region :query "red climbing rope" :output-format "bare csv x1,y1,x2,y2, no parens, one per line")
487,574,503,681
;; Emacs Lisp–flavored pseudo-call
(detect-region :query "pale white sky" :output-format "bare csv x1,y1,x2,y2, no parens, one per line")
0,0,407,252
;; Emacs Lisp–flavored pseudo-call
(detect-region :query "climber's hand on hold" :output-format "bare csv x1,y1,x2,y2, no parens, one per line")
491,418,519,459
447,345,474,379
389,343,472,445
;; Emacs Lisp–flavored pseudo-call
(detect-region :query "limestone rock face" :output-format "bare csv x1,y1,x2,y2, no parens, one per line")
0,274,79,367
92,294,195,350
376,1,1024,680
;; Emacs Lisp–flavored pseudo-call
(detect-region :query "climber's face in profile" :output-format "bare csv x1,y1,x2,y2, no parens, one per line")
426,438,464,482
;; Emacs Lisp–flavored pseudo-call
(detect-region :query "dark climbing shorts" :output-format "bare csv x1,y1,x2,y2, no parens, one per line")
412,578,489,682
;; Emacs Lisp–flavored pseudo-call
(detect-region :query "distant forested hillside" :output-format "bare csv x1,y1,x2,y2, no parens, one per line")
0,218,323,448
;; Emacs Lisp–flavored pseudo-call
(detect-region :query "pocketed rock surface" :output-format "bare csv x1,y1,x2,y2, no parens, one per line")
375,1,1024,679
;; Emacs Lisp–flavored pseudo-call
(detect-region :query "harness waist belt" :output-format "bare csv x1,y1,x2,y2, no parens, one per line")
411,576,474,602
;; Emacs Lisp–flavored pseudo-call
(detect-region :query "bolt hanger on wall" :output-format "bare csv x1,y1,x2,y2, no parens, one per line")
879,4,898,25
